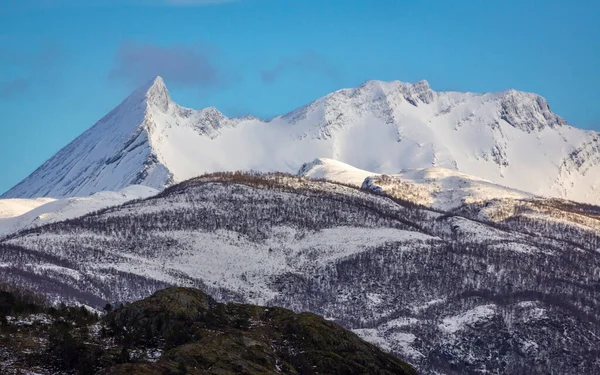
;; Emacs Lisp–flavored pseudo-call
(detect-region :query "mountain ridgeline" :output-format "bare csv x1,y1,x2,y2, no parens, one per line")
1,172,599,374
3,77,600,205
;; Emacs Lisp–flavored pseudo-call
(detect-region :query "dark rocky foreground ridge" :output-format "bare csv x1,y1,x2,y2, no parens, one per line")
0,285,416,375
1,172,600,374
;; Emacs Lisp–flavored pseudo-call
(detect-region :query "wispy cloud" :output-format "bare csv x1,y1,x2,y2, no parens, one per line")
0,45,65,100
0,45,64,67
261,52,339,83
0,79,30,100
109,42,225,88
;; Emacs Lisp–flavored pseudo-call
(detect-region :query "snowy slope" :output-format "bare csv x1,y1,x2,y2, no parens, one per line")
296,158,376,187
0,198,55,219
1,173,599,374
3,77,600,204
365,167,536,211
0,185,158,238
1,79,173,199
298,158,534,210
297,158,600,234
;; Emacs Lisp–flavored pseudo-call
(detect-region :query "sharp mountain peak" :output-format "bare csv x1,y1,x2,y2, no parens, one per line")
137,75,171,112
2,78,598,205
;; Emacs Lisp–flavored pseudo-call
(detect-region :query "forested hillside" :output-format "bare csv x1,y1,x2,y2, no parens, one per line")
1,172,599,374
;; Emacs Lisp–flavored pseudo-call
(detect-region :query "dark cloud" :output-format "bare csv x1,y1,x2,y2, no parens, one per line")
109,42,223,88
0,79,30,100
261,52,339,83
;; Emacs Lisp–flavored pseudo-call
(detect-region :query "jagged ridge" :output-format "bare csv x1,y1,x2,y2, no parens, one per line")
3,77,599,205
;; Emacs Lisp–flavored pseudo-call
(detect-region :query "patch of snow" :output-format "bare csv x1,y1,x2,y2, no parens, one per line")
389,332,424,358
521,339,539,354
366,293,384,306
411,298,446,313
0,198,55,219
382,317,421,329
108,226,434,304
300,158,535,211
0,185,158,237
6,313,53,326
146,348,163,362
297,158,376,187
354,328,424,359
439,305,497,333
524,307,547,321
354,328,393,352
31,263,82,280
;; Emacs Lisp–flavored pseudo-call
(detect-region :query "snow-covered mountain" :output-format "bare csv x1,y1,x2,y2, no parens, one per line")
0,185,157,238
299,158,600,232
3,76,600,204
298,157,535,211
1,172,599,374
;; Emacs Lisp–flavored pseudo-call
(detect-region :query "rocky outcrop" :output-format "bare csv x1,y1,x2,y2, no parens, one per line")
99,287,416,375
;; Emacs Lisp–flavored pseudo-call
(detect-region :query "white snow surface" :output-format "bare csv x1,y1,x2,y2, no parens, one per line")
439,305,497,333
0,185,158,237
299,158,534,211
105,225,433,305
0,198,55,219
297,158,376,187
354,317,425,360
3,77,600,205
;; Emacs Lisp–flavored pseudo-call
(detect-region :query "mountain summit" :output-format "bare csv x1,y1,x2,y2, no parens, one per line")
143,76,171,111
3,78,600,204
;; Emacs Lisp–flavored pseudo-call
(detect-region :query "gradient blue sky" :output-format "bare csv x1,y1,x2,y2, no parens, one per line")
1,0,599,194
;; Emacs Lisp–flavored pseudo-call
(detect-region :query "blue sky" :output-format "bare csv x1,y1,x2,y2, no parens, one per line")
1,0,599,194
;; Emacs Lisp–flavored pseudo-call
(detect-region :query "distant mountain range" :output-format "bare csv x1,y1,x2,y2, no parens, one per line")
3,77,599,204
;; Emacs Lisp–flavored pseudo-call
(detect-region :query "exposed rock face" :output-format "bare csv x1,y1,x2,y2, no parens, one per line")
99,287,416,375
0,285,416,375
498,89,566,132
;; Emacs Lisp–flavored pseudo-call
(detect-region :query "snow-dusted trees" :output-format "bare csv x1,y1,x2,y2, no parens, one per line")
1,172,599,374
